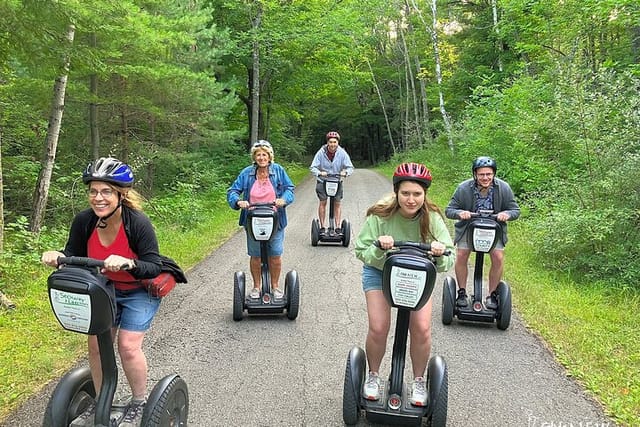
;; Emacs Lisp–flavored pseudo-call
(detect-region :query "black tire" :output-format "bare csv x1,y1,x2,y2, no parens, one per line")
285,270,300,320
43,367,95,427
311,219,320,246
441,276,456,325
142,374,189,427
233,272,245,321
341,220,351,247
426,358,448,427
342,356,361,425
496,281,512,330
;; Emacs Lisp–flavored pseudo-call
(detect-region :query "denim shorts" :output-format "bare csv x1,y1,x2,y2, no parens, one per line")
457,228,504,250
114,288,161,332
246,227,285,257
316,180,344,202
362,264,383,292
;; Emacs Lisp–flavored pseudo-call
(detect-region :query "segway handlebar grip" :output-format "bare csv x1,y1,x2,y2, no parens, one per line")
373,240,451,257
56,256,131,270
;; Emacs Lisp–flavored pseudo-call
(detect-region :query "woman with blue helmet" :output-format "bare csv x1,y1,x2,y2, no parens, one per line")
41,157,162,427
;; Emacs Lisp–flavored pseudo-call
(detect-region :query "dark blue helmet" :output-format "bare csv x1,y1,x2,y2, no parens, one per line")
472,156,497,173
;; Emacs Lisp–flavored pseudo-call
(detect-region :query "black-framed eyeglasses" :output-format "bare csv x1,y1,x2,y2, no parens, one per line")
88,188,116,198
476,173,494,178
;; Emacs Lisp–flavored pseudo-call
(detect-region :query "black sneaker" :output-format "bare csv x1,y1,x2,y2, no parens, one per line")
319,227,326,235
485,292,498,310
456,289,468,307
335,228,342,234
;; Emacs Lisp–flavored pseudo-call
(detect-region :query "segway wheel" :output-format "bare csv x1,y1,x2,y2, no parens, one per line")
43,367,95,427
441,276,456,325
341,220,351,247
142,374,189,427
285,270,300,320
342,347,365,425
233,271,246,321
496,280,512,330
311,219,320,246
426,356,448,427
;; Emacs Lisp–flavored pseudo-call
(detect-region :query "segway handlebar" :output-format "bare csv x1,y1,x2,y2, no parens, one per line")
470,210,498,219
241,201,286,209
56,256,131,270
319,172,347,179
373,240,451,257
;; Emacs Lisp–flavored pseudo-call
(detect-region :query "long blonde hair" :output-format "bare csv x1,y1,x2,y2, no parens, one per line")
366,185,444,243
107,184,144,211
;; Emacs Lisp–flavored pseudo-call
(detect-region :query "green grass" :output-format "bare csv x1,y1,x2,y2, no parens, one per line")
506,225,640,426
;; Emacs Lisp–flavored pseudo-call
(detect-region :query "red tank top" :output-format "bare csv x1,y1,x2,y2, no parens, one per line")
87,224,140,291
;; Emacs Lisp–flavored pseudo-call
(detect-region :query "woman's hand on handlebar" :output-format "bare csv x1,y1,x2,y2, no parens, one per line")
237,200,250,209
429,241,446,256
274,198,286,207
42,251,65,268
377,235,394,250
102,255,135,273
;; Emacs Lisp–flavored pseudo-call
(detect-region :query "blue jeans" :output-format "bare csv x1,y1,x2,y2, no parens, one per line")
362,264,383,292
246,227,285,257
114,288,161,332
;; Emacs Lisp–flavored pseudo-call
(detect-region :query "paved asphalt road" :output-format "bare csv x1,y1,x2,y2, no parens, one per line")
2,169,615,427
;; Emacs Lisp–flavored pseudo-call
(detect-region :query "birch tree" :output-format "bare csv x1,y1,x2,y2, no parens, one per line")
409,0,454,151
29,24,75,233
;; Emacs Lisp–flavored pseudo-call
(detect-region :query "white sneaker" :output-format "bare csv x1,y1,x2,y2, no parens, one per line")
273,288,284,299
249,288,260,299
409,376,427,406
362,372,381,401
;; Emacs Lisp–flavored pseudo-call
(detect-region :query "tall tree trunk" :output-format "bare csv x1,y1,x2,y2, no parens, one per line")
119,76,129,162
0,127,4,252
409,0,454,152
89,32,100,159
365,58,396,155
491,0,503,72
250,2,262,143
633,25,640,64
400,3,423,147
30,24,75,233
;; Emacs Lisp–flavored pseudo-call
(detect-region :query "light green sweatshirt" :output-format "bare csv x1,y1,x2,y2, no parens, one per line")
355,210,455,272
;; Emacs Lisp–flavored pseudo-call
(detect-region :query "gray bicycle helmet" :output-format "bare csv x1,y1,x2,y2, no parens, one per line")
82,157,134,187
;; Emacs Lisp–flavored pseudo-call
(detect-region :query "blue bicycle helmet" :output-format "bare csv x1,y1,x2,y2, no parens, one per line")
82,157,134,187
472,156,497,173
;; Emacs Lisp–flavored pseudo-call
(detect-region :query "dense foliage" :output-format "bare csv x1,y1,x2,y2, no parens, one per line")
1,0,639,423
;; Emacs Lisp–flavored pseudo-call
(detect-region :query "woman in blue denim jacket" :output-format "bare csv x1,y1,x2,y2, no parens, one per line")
227,140,295,299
